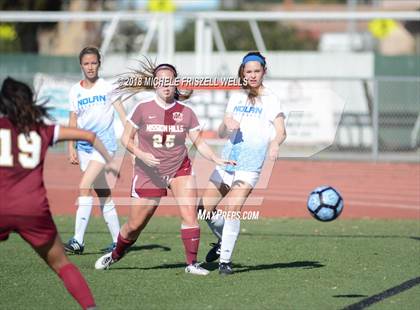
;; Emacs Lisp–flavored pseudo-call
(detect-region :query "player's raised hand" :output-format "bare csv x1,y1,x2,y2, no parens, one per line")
68,148,79,165
138,151,160,167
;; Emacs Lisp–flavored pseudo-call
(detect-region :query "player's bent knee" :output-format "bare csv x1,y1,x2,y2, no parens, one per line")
36,238,71,273
126,220,144,234
197,199,214,213
181,214,199,227
78,188,92,196
50,255,71,273
232,180,252,189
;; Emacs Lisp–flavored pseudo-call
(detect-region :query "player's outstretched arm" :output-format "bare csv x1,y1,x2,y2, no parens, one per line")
112,97,127,125
120,122,160,167
268,115,287,161
67,111,79,165
188,130,236,167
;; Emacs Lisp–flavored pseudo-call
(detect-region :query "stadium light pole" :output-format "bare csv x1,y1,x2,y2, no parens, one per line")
100,13,120,56
157,13,175,63
195,18,205,75
372,78,379,161
249,20,267,53
140,16,159,54
203,23,213,75
347,0,358,51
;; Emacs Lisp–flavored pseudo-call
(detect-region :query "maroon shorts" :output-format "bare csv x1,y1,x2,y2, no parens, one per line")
0,208,57,248
131,156,193,198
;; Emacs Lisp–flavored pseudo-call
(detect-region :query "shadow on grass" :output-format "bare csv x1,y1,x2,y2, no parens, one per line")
111,260,324,272
114,262,186,271
203,260,324,273
68,244,171,256
128,244,171,253
333,294,368,298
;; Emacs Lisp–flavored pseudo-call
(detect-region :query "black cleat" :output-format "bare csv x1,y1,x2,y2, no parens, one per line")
64,238,84,255
219,262,233,275
205,241,221,263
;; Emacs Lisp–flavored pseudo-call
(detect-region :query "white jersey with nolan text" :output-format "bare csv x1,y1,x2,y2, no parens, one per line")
69,78,117,153
220,87,284,173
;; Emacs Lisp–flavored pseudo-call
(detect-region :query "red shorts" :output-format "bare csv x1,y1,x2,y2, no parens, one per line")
131,156,193,198
0,208,57,248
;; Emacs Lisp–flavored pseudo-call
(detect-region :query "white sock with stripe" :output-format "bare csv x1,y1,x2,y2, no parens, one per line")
74,196,93,244
219,218,240,263
100,200,120,243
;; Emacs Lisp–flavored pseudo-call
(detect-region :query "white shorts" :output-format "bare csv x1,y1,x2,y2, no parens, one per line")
77,149,114,172
209,167,260,188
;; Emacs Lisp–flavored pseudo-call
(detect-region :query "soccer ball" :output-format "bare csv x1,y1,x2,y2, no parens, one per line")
307,186,344,222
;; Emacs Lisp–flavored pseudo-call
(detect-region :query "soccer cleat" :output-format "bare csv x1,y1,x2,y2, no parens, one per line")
205,241,221,263
64,238,84,255
100,242,117,253
219,262,233,275
185,263,210,276
94,252,116,270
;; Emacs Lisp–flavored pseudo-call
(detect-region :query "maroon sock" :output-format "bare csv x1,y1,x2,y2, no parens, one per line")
58,263,95,310
112,233,136,261
181,227,200,265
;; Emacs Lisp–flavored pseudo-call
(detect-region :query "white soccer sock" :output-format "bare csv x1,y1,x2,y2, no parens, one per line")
219,218,240,263
100,200,120,243
74,196,94,244
206,212,225,241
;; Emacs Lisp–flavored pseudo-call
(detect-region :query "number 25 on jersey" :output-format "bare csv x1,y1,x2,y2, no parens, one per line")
153,134,175,148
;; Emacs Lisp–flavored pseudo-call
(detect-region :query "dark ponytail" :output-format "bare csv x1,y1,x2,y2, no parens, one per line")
0,77,51,134
115,56,192,101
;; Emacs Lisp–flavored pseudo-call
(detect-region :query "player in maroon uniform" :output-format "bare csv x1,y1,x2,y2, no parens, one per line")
95,61,235,275
0,77,118,309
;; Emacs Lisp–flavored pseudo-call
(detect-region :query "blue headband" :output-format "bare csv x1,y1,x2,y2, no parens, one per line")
242,54,265,66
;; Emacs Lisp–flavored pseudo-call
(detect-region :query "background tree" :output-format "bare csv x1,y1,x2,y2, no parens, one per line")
0,0,63,53
176,20,317,51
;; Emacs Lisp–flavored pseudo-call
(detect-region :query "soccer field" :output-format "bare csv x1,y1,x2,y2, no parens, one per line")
1,216,419,310
1,3,420,310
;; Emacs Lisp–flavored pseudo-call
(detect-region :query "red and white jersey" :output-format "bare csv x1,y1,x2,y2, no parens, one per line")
0,117,59,215
128,97,200,179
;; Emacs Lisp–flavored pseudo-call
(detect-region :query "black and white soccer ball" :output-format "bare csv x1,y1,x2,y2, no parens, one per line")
307,186,344,222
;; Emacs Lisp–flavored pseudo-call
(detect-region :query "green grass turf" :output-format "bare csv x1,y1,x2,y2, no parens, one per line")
0,217,419,310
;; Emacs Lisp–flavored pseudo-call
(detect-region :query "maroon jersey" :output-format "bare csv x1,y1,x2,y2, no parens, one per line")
0,117,58,215
128,99,200,179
